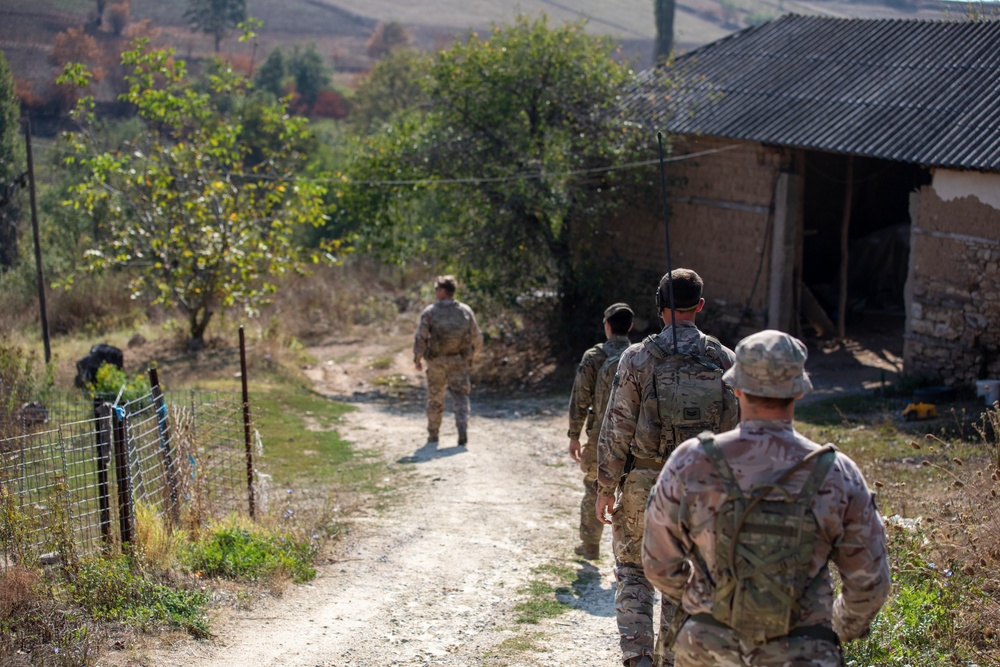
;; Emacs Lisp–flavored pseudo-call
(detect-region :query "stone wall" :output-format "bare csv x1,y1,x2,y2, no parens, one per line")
604,136,783,344
904,170,1000,385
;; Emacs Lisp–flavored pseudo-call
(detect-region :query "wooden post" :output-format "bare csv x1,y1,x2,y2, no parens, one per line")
148,367,180,527
23,117,50,364
239,326,256,519
837,157,854,340
111,405,133,546
94,401,112,546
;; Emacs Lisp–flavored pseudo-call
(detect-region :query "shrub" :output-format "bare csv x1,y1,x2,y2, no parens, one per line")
184,522,316,584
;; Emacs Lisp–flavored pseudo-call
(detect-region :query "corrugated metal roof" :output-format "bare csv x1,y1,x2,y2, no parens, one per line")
622,15,1000,171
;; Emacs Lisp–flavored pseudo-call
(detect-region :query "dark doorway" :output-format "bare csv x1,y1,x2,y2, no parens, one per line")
800,152,930,337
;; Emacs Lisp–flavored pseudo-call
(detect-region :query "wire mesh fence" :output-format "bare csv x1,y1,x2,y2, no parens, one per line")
1,383,258,565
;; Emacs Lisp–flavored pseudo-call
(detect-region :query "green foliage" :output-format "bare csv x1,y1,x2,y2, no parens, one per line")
335,15,644,309
349,48,431,135
183,524,316,583
184,0,247,52
0,50,25,270
61,40,329,344
254,47,286,99
71,555,210,637
90,361,151,402
288,44,330,108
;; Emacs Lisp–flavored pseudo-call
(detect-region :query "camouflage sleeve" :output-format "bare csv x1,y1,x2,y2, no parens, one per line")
830,457,892,641
642,447,693,604
596,348,641,497
413,306,433,362
467,306,484,361
567,348,601,440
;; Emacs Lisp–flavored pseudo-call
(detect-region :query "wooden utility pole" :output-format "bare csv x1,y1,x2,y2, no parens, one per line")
23,116,51,363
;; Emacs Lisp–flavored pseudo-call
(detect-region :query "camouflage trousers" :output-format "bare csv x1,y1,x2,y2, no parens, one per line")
612,468,675,664
425,354,471,436
674,619,844,667
578,438,604,546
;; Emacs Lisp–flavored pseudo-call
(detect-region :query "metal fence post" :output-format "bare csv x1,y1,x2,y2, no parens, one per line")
148,367,180,526
239,326,256,519
111,404,134,546
94,400,112,546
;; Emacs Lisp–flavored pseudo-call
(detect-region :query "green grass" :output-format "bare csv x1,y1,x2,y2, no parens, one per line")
183,523,317,584
512,561,578,624
70,555,209,638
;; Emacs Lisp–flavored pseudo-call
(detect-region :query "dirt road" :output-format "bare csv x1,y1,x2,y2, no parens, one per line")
142,332,625,667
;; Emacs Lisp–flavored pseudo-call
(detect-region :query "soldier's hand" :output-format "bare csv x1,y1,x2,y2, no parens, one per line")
415,359,423,371
596,494,615,525
568,439,581,462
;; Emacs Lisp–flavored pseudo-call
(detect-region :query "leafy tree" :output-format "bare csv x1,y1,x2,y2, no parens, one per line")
0,51,24,269
366,21,412,60
61,40,328,345
184,0,247,52
287,45,329,109
254,47,286,99
335,16,642,323
349,47,431,134
654,0,675,62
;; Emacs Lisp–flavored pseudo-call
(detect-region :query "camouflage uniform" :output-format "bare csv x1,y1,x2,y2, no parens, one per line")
413,298,483,439
568,334,631,548
642,331,891,667
597,321,736,665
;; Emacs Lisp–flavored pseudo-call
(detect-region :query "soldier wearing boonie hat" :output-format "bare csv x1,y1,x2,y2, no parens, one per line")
642,330,891,667
567,302,634,561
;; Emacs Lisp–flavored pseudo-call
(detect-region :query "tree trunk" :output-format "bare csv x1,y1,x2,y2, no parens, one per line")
188,305,214,349
654,0,675,62
214,31,222,53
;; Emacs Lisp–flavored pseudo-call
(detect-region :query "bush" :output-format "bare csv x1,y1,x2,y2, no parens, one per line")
184,522,316,584
70,555,209,637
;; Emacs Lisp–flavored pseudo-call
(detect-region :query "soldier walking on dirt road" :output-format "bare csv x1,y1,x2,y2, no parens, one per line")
642,330,891,667
413,275,483,445
597,268,739,667
567,302,634,561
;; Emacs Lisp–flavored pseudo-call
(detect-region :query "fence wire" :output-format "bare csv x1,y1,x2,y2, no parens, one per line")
1,388,256,565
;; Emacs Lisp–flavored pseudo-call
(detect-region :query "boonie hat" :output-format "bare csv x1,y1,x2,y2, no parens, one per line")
722,330,813,399
604,303,634,321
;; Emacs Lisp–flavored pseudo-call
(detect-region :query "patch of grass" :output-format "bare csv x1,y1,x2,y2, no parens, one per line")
372,373,409,389
369,355,393,370
183,520,316,585
70,555,209,638
513,561,577,624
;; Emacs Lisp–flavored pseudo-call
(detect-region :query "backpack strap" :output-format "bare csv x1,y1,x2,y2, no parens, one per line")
699,434,744,500
794,444,837,504
642,335,668,360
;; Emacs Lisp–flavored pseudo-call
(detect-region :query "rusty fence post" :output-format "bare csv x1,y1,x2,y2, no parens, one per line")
148,367,180,527
239,326,256,519
94,400,112,546
111,404,134,546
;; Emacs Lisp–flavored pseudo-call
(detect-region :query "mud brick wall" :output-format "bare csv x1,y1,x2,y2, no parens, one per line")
905,178,1000,385
604,136,783,344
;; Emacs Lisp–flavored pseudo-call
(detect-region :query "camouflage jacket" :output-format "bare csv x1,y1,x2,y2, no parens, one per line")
596,321,734,498
642,420,891,641
413,299,483,363
567,335,631,442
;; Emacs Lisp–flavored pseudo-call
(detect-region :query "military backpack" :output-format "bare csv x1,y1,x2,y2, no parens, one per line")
700,434,838,644
642,333,738,458
426,302,473,359
590,341,627,437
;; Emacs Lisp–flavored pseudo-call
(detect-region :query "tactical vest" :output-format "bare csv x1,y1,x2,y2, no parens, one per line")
642,333,738,459
426,302,473,359
700,434,838,644
590,342,625,438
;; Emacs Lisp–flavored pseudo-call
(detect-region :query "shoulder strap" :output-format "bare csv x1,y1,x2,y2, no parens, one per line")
795,444,838,504
700,434,744,500
643,335,667,360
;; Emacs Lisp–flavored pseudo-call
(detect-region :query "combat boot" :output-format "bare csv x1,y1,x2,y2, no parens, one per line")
574,542,600,560
626,656,653,667
427,432,439,443
457,429,467,446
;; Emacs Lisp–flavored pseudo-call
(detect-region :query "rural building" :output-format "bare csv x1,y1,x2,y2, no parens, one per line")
615,15,1000,386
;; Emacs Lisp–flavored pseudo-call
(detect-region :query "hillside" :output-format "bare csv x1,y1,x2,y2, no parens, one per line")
1,0,952,102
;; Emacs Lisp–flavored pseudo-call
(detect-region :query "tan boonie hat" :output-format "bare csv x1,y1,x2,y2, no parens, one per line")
604,303,634,321
723,329,813,399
